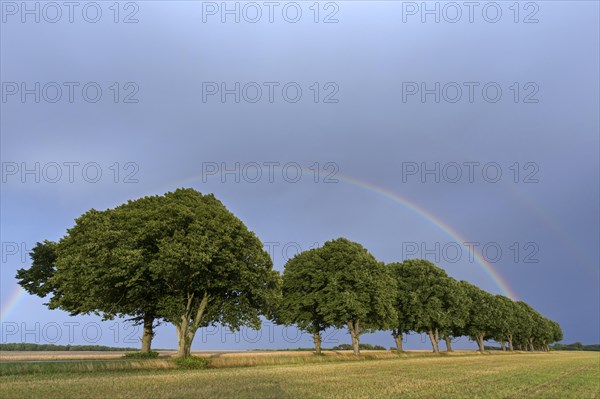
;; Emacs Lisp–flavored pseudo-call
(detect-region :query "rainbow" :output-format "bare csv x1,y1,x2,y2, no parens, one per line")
1,171,518,319
0,286,26,322
334,172,517,299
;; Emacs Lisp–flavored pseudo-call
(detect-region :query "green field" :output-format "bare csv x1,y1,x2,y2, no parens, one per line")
1,351,598,399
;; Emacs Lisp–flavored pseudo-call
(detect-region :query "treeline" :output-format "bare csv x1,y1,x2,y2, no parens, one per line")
332,344,387,351
0,343,138,351
16,189,562,357
276,239,563,355
250,344,388,352
550,343,599,351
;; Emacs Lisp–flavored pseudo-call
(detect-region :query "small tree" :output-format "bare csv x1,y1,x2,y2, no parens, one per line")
548,320,563,350
317,238,396,355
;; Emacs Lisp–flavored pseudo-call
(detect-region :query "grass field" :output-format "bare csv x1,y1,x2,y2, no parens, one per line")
0,351,598,398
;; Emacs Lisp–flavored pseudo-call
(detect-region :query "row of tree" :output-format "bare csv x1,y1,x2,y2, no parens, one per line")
277,240,563,355
16,189,562,357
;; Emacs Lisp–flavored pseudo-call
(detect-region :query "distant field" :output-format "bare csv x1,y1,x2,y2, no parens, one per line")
1,351,598,398
0,349,428,362
0,350,228,361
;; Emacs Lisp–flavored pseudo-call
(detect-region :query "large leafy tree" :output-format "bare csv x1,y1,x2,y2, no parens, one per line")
388,262,412,352
490,295,519,351
17,194,170,352
389,260,456,353
513,301,535,351
533,317,554,351
17,189,281,356
317,238,396,355
504,301,561,352
461,281,498,352
438,278,471,352
528,310,560,352
276,248,330,354
150,189,281,357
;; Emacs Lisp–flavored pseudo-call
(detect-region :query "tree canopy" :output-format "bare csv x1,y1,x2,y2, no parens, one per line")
17,188,280,356
311,238,396,355
17,198,167,352
277,248,331,354
149,189,281,357
389,260,469,353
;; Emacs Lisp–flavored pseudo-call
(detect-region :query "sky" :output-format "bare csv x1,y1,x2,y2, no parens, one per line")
1,1,598,351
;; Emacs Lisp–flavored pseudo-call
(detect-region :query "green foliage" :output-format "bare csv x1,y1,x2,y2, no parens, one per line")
48,195,168,322
172,356,209,369
15,195,170,352
123,351,159,359
277,248,330,335
551,343,599,351
460,281,500,350
148,189,281,357
442,279,472,339
513,301,535,349
550,321,564,344
489,295,518,346
15,240,58,298
315,238,397,354
277,238,395,354
389,260,462,338
317,238,397,331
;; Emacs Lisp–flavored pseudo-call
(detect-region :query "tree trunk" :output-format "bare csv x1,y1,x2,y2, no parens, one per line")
428,329,439,353
444,336,453,352
508,335,514,351
347,320,360,356
392,330,403,353
500,340,506,351
176,320,191,358
528,338,534,352
141,314,154,353
313,332,322,355
476,334,485,352
175,292,210,358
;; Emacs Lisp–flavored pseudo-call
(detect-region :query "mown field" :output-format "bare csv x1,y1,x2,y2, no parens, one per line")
0,351,598,399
